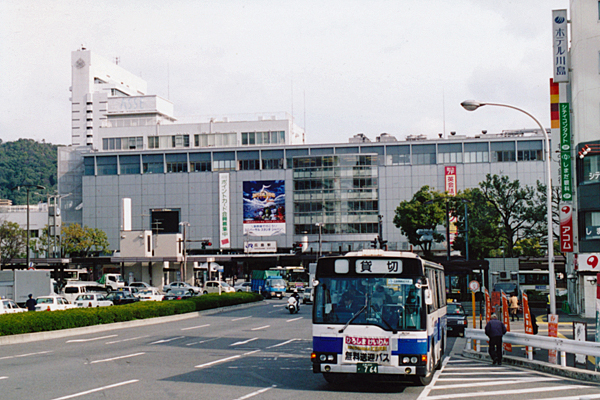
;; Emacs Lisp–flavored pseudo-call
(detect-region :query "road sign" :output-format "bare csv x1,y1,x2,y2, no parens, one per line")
469,280,480,292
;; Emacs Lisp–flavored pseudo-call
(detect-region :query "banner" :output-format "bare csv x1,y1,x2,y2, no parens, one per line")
552,10,569,83
548,314,559,364
501,291,512,352
243,180,286,236
342,336,391,365
560,204,574,252
218,173,231,248
523,292,533,355
485,288,491,323
444,166,457,196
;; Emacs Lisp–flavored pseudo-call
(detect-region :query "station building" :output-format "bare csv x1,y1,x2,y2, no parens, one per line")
57,48,551,288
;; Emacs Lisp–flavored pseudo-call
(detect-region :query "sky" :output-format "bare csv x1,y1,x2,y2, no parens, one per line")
0,0,569,146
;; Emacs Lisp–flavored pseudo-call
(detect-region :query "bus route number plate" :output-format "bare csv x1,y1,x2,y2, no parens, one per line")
357,363,378,374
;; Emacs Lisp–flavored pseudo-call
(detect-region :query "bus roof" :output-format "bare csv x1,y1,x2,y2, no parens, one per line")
343,250,420,258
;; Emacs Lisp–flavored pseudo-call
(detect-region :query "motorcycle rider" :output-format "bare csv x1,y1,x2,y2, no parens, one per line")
289,288,300,312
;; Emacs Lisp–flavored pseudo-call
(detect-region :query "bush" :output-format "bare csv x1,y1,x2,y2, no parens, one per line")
0,292,262,337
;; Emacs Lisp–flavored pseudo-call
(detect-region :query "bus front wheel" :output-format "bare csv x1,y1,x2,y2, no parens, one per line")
417,346,435,386
323,372,348,385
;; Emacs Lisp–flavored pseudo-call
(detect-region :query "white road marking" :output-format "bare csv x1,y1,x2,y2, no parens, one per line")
149,336,185,344
286,317,303,322
186,337,219,346
0,350,53,360
534,395,600,400
66,334,118,343
442,371,533,375
90,353,145,364
0,376,7,380
250,325,270,331
106,335,149,344
424,385,587,400
230,337,259,346
234,385,277,400
232,316,252,321
416,353,450,400
194,349,262,369
431,377,560,390
266,338,302,349
181,323,210,331
272,304,287,308
50,379,139,400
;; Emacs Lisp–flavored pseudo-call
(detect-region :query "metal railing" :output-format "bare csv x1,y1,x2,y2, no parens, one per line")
464,328,600,367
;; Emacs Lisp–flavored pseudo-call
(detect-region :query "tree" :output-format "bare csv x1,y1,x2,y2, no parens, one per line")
478,174,544,257
449,188,501,260
0,220,26,267
393,186,447,258
61,223,109,257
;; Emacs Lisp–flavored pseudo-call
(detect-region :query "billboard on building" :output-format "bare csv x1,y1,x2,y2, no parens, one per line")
219,173,231,248
552,9,569,83
243,180,286,236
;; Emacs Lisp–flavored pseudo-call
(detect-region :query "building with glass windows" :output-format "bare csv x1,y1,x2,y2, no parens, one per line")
58,48,550,286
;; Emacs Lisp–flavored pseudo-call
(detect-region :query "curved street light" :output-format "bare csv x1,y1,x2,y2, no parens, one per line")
460,100,556,315
12,184,46,271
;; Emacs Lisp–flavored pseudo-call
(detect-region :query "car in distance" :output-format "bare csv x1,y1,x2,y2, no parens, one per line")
106,291,140,305
446,301,468,336
137,288,164,301
302,287,313,304
74,293,113,308
0,298,27,314
163,281,202,295
203,281,235,294
35,295,76,311
163,288,194,301
233,282,252,292
128,282,153,290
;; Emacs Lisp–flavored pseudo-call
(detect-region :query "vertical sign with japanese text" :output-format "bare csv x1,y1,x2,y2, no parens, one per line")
560,102,573,201
552,10,569,83
444,166,457,196
219,173,231,248
560,204,574,252
501,292,511,352
548,314,559,364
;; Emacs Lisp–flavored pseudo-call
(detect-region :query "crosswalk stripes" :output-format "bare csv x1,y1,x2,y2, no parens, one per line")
417,355,600,400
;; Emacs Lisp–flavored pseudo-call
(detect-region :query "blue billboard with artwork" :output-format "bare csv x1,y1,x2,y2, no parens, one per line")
243,180,286,236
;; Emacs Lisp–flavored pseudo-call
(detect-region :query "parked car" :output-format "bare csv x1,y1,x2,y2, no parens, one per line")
163,288,194,300
116,286,141,297
233,282,252,292
128,282,153,290
62,281,107,303
302,287,313,304
446,301,468,337
0,298,27,314
137,288,164,301
106,291,140,305
35,295,76,311
163,281,202,295
203,281,235,294
74,293,113,308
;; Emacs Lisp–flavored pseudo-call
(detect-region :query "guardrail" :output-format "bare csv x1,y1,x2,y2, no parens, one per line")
464,328,600,367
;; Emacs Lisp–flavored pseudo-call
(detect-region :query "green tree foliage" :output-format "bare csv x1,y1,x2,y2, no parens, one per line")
393,186,447,258
61,223,109,257
449,188,501,260
0,220,26,267
0,139,59,204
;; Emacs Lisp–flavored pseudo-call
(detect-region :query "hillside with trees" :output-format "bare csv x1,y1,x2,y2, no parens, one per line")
0,139,60,204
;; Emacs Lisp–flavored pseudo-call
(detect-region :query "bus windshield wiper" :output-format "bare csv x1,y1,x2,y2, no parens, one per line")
338,303,368,333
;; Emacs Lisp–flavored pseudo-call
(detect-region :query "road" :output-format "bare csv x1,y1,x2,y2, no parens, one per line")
1,299,598,399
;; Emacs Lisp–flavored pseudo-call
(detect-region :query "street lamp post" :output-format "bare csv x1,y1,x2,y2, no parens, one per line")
179,222,190,282
12,184,46,270
461,100,556,314
315,222,324,257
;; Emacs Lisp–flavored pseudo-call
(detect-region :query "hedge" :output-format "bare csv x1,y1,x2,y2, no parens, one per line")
0,292,262,336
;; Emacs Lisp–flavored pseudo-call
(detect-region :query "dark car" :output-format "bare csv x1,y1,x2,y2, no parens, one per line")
106,291,140,305
446,302,467,336
163,288,194,301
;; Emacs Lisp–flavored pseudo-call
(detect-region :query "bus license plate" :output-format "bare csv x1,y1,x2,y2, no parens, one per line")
357,363,378,374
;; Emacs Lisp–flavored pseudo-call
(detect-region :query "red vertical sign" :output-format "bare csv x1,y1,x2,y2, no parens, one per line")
501,292,512,352
485,288,491,323
560,204,574,252
548,314,559,364
444,166,457,196
523,292,533,354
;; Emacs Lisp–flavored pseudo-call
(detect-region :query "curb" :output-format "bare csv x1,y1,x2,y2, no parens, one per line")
0,300,264,346
462,348,600,384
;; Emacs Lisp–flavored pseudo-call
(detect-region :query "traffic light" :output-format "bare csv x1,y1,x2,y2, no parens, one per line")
292,242,304,253
201,240,212,249
371,239,378,249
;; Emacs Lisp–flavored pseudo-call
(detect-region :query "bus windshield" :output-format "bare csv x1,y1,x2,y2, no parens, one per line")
313,276,423,331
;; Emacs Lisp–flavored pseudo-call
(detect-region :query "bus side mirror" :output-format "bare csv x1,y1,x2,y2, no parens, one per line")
424,289,433,305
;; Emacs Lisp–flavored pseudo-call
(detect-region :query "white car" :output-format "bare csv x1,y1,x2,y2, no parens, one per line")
74,293,113,308
234,282,252,292
0,298,27,314
128,282,153,290
35,295,76,311
163,281,202,294
137,288,165,301
203,281,235,294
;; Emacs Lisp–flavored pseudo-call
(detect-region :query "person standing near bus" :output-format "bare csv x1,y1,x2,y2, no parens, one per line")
509,292,519,321
485,313,507,365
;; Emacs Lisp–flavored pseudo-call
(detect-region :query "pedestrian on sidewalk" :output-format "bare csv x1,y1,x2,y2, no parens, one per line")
485,313,507,365
509,292,519,321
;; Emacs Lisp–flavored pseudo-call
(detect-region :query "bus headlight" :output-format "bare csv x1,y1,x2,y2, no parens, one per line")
320,354,327,362
411,357,418,364
402,357,410,364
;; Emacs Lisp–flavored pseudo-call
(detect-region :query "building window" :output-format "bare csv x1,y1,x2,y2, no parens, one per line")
195,133,236,147
189,153,211,172
582,154,600,184
517,140,543,161
239,159,260,170
437,143,463,164
464,142,489,163
412,144,436,165
385,145,410,165
261,149,284,170
119,155,141,175
142,154,164,174
148,136,159,149
213,151,236,171
83,157,95,176
491,142,515,162
584,211,600,239
241,131,285,146
285,148,309,169
171,135,190,148
165,154,188,173
96,156,118,176
102,137,143,151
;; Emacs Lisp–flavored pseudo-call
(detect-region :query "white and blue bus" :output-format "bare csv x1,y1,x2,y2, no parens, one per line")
311,250,446,385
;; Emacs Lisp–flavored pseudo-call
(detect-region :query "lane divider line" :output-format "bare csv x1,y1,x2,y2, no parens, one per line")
286,317,303,322
232,316,252,321
250,325,270,331
266,338,302,349
50,379,139,400
181,324,210,331
234,385,277,400
0,350,53,360
230,338,259,346
106,335,149,344
90,352,145,364
149,336,185,344
66,335,118,343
